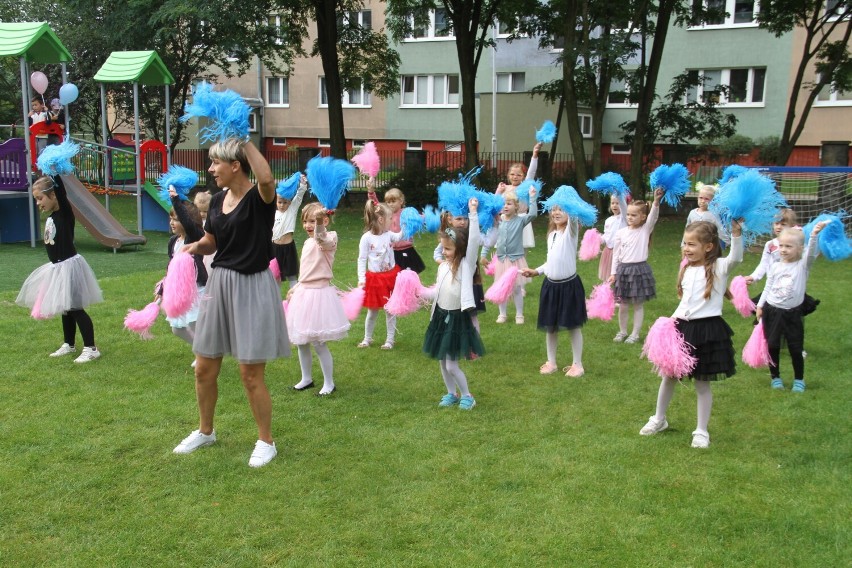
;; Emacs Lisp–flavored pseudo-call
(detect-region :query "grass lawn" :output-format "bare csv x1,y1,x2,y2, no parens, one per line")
1,194,849,566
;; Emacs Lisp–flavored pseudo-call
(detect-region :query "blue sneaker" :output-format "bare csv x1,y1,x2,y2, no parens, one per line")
771,378,784,390
439,393,460,407
459,395,476,410
792,379,806,393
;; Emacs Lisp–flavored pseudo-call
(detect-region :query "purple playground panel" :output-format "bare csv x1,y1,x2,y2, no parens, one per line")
0,138,38,243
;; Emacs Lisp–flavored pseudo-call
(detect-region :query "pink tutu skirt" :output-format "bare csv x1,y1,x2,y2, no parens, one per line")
598,246,613,282
494,257,530,287
287,284,351,345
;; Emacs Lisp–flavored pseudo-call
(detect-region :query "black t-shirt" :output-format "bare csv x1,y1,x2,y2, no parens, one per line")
207,185,275,274
45,177,77,263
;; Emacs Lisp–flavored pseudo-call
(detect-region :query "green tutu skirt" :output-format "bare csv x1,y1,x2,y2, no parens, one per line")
422,306,485,360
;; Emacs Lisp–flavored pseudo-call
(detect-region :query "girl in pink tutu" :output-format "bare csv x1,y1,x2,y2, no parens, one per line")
287,203,350,396
357,200,403,349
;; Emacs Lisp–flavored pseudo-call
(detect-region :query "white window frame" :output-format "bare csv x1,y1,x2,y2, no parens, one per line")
495,19,527,39
352,140,366,148
318,77,372,108
400,74,460,108
685,68,766,107
266,77,290,108
606,74,637,108
579,114,593,138
405,8,455,41
247,112,257,133
611,144,632,154
814,80,852,107
825,0,851,21
341,9,372,29
407,141,423,150
268,14,284,45
444,142,462,152
496,72,526,93
271,137,287,146
318,139,331,147
689,0,760,30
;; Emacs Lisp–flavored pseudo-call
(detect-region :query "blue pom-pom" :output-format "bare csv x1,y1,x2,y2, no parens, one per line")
536,120,557,144
276,172,302,200
157,166,198,202
516,179,543,207
803,211,851,261
306,155,355,210
649,163,690,208
718,164,749,185
473,189,505,233
36,141,80,176
709,169,787,245
181,82,251,143
541,185,598,227
423,205,441,233
586,172,630,198
400,207,423,241
437,180,471,217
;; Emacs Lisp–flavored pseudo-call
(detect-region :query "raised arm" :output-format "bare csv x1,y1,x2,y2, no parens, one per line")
526,142,542,181
243,140,275,203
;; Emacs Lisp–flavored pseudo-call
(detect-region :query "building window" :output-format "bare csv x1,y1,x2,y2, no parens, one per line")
407,141,423,150
691,0,759,28
407,8,454,40
266,77,289,107
579,114,593,138
815,81,852,106
319,77,372,108
445,142,462,152
352,140,366,148
611,144,632,154
318,139,331,147
338,9,372,30
685,68,766,106
272,137,287,146
607,75,636,107
496,72,526,93
268,15,285,45
248,112,257,132
825,0,850,20
401,74,460,107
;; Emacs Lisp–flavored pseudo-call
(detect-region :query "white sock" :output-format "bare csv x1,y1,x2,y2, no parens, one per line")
314,341,335,393
695,380,713,433
385,312,397,344
363,309,378,342
618,304,628,335
513,287,524,317
654,378,678,422
632,303,645,337
294,344,314,389
570,328,584,368
546,331,558,366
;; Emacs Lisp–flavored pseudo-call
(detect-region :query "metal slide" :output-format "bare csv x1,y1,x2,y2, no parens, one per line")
59,174,147,249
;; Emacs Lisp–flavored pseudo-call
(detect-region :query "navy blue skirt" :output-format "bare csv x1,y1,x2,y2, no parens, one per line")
537,275,587,332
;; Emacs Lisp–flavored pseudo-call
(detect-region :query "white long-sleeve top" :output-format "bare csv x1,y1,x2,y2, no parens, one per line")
602,194,629,249
672,235,743,320
422,212,482,313
357,230,403,284
611,202,659,275
685,208,730,245
535,220,580,280
271,182,308,241
748,238,780,282
757,237,818,310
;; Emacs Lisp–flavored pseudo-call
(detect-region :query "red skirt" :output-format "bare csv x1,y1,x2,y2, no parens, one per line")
364,265,401,309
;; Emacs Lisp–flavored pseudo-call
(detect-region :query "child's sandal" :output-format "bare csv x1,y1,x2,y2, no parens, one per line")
539,362,557,375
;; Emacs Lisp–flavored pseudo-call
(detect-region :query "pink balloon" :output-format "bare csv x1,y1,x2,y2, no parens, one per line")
30,71,48,95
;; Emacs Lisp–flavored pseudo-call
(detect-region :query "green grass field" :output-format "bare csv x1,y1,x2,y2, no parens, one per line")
1,194,849,566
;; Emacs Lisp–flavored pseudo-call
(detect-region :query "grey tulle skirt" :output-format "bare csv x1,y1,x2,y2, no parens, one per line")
193,267,290,364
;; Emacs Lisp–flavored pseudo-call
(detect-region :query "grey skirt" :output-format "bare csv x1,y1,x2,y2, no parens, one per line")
193,267,291,364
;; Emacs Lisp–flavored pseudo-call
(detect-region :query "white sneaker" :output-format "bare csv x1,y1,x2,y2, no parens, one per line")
624,334,640,344
640,416,668,436
249,440,277,468
173,429,217,454
691,430,710,449
50,343,76,357
613,332,627,343
73,347,101,363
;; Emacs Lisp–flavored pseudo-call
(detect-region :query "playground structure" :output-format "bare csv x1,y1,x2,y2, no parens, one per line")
0,22,178,248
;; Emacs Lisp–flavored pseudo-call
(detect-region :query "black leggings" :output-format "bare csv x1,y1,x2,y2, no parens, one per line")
62,309,95,348
769,345,804,381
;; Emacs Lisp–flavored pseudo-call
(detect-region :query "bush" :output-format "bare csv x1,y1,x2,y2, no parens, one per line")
756,136,781,165
719,134,754,160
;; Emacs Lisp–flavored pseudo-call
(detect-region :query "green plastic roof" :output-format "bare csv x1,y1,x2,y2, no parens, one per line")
0,22,72,63
93,51,174,85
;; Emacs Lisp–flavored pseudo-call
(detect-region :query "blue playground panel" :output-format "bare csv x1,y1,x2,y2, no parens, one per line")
0,192,39,243
141,190,171,232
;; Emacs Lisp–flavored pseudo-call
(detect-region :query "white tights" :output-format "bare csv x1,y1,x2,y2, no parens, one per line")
545,329,584,368
364,308,397,345
498,286,525,318
440,357,470,397
618,302,645,337
653,378,713,433
294,342,335,393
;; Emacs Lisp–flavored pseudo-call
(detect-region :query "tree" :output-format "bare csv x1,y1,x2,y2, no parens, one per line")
757,1,851,165
386,0,505,169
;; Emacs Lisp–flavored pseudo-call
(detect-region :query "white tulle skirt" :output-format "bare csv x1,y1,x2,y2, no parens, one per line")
16,254,103,319
166,285,205,328
286,284,350,345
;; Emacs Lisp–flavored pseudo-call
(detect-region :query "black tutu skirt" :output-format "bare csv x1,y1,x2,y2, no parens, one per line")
675,316,736,381
394,247,426,274
750,293,819,317
761,303,804,350
615,261,656,304
537,275,587,332
273,241,299,278
423,306,485,360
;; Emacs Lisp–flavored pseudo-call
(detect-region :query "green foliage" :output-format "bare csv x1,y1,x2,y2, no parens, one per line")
756,135,782,165
719,134,755,159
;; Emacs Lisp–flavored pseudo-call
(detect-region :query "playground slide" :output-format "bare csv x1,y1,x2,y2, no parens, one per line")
60,174,147,249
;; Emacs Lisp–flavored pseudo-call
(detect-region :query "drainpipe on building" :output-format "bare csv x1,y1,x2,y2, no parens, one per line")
256,56,264,148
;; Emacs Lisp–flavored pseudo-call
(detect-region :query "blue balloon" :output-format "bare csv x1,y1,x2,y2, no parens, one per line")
59,83,79,105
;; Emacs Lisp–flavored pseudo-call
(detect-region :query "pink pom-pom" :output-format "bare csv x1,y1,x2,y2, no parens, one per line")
642,317,697,379
385,269,424,316
269,258,281,283
485,267,519,304
680,256,689,269
729,275,755,318
484,255,497,276
579,228,602,261
124,301,161,339
162,252,198,319
586,283,615,321
742,321,772,368
341,287,365,321
351,141,380,178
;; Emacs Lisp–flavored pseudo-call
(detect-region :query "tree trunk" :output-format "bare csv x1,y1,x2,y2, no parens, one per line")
456,33,480,170
314,0,347,159
560,4,589,190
